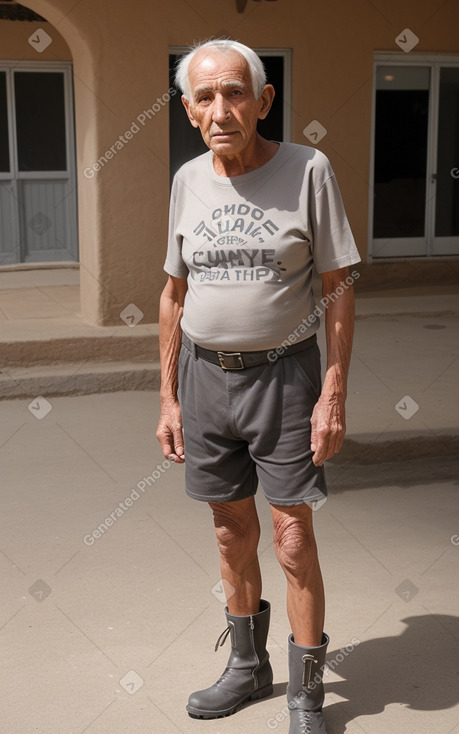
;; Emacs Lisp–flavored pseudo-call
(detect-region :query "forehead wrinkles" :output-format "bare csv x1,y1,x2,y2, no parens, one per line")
188,50,251,95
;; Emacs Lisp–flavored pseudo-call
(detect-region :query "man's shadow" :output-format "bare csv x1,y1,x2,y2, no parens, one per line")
321,614,459,732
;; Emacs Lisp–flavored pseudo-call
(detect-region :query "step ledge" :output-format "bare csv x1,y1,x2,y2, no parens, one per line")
0,363,161,399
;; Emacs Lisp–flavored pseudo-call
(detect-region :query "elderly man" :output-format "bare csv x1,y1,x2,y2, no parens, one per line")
156,39,360,733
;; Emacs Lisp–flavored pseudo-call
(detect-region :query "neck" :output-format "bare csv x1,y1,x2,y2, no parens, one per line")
212,136,279,177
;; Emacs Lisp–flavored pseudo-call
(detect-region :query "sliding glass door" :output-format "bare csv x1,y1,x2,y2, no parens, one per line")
371,57,459,258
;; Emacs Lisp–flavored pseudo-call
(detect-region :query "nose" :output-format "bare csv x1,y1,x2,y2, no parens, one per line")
211,93,230,124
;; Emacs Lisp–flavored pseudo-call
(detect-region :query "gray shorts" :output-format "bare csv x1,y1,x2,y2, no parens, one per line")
178,334,327,507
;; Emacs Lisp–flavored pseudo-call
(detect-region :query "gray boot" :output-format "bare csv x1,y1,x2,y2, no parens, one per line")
186,599,273,719
287,633,329,733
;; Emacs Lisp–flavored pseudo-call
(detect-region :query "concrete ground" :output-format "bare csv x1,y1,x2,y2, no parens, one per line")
1,391,458,734
0,269,459,732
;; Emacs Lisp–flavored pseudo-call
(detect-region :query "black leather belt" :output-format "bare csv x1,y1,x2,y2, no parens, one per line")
184,333,317,370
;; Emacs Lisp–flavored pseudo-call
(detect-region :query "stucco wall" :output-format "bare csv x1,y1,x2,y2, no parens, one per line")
3,0,459,324
0,17,71,59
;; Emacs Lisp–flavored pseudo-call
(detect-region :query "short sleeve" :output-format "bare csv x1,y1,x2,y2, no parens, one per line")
309,168,361,274
164,175,189,279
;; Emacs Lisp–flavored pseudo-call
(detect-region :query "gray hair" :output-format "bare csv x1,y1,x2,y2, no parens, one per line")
175,39,267,101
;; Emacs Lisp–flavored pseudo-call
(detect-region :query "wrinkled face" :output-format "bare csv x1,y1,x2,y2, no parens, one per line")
182,49,269,158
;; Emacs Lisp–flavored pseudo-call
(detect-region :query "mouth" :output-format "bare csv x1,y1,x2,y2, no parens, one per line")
211,131,237,139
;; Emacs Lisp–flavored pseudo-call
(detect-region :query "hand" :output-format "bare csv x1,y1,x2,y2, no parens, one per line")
310,393,346,466
156,397,185,463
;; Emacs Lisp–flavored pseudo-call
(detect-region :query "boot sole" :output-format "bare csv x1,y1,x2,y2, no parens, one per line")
186,683,274,719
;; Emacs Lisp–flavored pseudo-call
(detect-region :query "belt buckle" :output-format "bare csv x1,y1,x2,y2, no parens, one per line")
217,351,245,370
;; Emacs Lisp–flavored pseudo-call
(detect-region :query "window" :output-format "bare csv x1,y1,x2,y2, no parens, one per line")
0,63,77,264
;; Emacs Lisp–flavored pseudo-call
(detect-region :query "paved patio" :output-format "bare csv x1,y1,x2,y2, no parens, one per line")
1,390,458,733
0,269,458,732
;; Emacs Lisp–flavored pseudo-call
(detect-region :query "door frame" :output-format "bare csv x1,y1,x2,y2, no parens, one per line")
0,60,77,264
252,47,292,142
368,52,459,262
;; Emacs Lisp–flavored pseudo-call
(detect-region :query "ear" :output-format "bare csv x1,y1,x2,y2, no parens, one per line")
181,96,200,129
257,84,275,121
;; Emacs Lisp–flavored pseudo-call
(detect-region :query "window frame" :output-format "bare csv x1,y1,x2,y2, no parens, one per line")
0,60,77,264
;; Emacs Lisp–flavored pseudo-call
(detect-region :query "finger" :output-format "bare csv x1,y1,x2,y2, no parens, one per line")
156,426,183,463
310,427,317,452
327,432,343,460
325,414,345,459
171,428,185,462
312,431,329,466
310,409,319,451
312,447,326,466
158,433,174,461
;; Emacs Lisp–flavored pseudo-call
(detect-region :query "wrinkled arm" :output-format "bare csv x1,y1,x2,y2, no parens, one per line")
310,266,355,466
156,275,188,463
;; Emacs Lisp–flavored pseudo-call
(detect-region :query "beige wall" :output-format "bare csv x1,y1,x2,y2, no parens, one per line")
0,17,71,59
3,0,459,324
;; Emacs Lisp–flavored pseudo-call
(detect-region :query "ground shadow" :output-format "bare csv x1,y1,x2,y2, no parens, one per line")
323,614,459,732
269,681,289,701
243,681,287,713
326,455,459,493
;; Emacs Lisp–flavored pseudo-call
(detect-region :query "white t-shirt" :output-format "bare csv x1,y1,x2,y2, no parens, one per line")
164,142,361,351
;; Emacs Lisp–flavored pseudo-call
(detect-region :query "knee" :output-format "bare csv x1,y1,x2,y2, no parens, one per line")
273,514,318,577
210,502,260,562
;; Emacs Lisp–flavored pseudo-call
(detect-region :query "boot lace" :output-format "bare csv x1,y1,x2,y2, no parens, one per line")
296,710,313,734
214,626,231,651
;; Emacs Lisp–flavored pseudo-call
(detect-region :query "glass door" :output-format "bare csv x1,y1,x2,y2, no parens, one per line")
371,58,459,259
433,67,459,255
372,65,430,257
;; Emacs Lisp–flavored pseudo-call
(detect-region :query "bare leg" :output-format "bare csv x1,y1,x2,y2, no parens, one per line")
187,496,272,718
271,503,325,647
209,496,261,615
